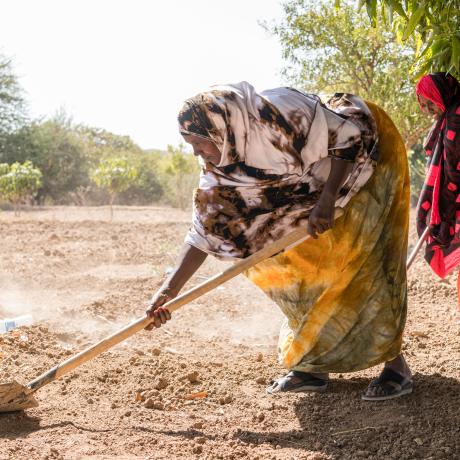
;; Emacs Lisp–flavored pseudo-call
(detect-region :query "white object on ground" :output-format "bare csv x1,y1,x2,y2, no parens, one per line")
0,315,33,333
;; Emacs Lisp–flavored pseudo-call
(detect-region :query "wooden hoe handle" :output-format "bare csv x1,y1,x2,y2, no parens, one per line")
27,227,310,392
26,216,430,393
406,226,430,270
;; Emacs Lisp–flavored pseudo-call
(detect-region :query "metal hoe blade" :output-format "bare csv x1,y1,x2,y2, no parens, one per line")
0,381,38,413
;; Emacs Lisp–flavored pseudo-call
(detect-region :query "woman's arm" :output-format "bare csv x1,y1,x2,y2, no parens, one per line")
307,157,353,238
146,243,208,329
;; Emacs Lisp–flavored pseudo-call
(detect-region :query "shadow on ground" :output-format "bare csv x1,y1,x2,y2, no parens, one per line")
234,373,460,459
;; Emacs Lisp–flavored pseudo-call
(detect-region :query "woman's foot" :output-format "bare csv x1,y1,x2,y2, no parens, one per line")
266,370,329,394
362,354,413,401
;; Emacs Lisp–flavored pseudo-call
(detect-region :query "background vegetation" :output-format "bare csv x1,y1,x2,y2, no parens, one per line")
0,55,200,210
267,0,459,203
1,1,458,209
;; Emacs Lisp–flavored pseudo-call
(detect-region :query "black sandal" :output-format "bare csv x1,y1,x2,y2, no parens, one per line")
362,368,413,401
266,371,328,394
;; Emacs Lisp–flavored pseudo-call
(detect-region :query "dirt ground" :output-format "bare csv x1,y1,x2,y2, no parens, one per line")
0,205,459,460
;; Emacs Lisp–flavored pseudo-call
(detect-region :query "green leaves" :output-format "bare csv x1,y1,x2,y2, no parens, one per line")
402,4,425,41
452,35,460,73
0,160,42,204
0,54,26,135
159,144,200,210
366,0,377,27
268,0,432,202
357,0,460,78
90,157,137,195
390,0,406,18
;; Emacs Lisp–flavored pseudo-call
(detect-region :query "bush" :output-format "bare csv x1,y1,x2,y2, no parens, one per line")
0,161,42,215
90,157,137,219
158,145,200,210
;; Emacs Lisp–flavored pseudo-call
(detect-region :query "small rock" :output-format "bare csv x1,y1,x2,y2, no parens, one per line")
414,438,423,446
195,436,206,445
192,445,203,454
154,377,169,390
257,412,265,422
144,399,164,410
87,398,94,404
124,410,132,417
255,376,266,385
256,353,263,362
151,348,161,356
187,371,200,383
192,421,204,429
219,395,233,405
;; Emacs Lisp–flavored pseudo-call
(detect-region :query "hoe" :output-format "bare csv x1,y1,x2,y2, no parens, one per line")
0,224,429,413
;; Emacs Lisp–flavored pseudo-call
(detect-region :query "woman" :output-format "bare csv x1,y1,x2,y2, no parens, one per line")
147,82,411,401
415,73,460,285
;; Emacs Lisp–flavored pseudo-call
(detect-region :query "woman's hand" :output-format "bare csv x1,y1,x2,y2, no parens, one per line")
308,195,335,239
144,243,208,331
145,287,176,330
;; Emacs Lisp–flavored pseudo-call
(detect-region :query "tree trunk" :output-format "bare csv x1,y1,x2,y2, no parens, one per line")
109,193,116,222
13,199,20,217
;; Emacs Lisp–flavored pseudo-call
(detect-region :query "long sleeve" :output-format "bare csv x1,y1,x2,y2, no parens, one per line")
323,108,362,162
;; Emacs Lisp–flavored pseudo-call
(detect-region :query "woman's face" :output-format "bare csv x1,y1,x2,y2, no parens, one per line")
418,95,443,117
182,134,221,165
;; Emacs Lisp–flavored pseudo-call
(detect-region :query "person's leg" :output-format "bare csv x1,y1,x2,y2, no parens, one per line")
362,353,413,401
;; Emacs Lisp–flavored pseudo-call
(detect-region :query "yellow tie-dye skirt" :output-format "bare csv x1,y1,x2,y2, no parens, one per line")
246,102,409,373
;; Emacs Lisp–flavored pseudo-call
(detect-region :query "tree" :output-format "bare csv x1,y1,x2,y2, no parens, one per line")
118,151,164,205
268,0,429,147
340,0,460,77
0,54,27,157
159,144,200,210
1,116,88,203
75,125,143,160
90,157,137,220
0,113,157,205
267,0,431,200
0,55,26,134
0,161,42,215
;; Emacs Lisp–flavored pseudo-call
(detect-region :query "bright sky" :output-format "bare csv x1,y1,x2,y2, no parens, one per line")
1,0,286,150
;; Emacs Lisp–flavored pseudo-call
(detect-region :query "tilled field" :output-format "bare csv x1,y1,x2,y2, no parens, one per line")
0,206,459,460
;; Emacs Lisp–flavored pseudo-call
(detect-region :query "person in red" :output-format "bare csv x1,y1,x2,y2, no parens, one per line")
416,73,460,300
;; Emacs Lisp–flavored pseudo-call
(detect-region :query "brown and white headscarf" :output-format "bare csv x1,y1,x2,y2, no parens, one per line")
179,82,378,259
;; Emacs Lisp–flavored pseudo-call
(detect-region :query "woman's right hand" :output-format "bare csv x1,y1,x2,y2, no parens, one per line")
145,287,177,330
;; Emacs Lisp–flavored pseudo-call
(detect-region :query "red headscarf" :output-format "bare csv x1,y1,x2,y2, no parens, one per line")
416,75,446,111
416,73,459,113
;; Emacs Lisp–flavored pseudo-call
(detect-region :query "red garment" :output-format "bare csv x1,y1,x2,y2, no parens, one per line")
457,269,460,311
416,73,460,278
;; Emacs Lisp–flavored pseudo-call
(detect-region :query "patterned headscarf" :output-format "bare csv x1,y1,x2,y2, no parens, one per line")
177,81,343,173
177,82,263,168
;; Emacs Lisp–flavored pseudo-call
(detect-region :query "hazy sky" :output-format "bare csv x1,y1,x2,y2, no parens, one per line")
1,0,287,150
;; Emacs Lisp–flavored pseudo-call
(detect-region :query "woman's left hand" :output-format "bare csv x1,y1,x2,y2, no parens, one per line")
308,196,335,239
